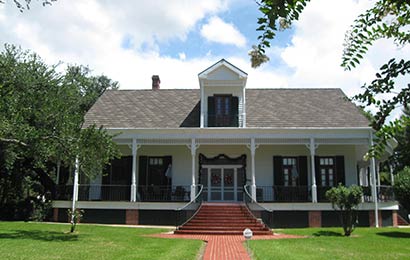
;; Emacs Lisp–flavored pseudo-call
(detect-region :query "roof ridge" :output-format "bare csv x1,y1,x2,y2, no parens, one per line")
107,88,342,91
106,88,199,92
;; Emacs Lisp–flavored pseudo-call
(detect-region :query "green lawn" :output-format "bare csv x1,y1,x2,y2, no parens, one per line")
249,227,410,260
0,222,202,260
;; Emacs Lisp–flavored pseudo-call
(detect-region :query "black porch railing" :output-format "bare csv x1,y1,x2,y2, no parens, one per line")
175,185,204,227
319,185,395,202
256,186,310,202
55,185,73,200
54,184,395,203
54,184,131,201
244,185,274,227
55,184,191,202
361,185,395,202
317,186,333,202
138,185,191,202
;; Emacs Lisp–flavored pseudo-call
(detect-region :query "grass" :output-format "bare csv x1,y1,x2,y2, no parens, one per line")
0,221,202,260
2,222,409,260
249,227,410,260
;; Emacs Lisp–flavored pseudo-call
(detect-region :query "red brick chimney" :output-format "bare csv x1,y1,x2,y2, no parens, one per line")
152,75,160,90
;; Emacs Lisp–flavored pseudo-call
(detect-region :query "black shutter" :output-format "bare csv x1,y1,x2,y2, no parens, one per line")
335,156,345,185
298,156,308,186
315,156,321,186
273,156,283,186
164,156,172,186
231,96,239,127
208,96,215,127
138,156,148,186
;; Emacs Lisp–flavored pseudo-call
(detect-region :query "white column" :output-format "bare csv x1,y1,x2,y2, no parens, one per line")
190,138,199,201
71,156,80,223
309,138,318,203
250,138,257,201
130,138,140,202
377,161,381,187
56,160,61,185
242,86,246,127
389,163,394,186
200,84,205,128
369,132,379,227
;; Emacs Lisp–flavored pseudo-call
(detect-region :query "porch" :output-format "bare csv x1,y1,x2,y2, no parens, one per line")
55,184,395,203
56,129,397,209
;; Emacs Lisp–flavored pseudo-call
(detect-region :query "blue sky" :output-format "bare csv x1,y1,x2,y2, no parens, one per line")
155,2,293,62
0,0,409,102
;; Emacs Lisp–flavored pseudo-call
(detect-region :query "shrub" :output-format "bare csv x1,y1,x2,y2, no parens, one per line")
326,184,363,236
67,208,84,233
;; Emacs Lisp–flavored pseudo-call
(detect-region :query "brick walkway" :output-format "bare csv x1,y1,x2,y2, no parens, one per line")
152,233,303,260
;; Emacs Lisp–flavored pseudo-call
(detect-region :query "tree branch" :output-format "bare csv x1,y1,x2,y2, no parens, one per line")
0,137,28,146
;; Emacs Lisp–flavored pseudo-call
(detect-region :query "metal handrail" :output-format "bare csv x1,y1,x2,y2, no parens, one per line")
176,184,204,211
174,184,204,228
243,184,273,213
243,184,274,229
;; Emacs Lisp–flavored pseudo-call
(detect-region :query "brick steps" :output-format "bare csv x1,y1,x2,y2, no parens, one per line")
179,226,270,231
190,219,258,223
174,230,272,235
174,203,272,235
398,215,409,226
184,223,262,227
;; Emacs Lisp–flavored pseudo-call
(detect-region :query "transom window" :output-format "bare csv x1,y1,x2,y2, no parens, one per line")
149,157,163,166
282,157,298,187
319,157,335,186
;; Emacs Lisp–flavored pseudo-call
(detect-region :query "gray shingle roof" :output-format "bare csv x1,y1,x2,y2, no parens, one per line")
83,88,370,129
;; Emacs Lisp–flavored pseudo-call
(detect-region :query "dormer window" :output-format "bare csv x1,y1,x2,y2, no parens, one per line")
198,59,247,128
208,95,238,127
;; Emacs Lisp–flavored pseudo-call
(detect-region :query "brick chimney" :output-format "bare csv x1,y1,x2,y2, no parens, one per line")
152,75,160,90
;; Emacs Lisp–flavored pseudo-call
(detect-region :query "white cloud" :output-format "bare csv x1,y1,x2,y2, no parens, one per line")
200,16,246,47
0,0,230,88
277,0,410,97
0,0,409,110
178,52,186,60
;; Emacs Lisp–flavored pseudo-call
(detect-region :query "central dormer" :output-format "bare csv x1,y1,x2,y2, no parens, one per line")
198,59,248,128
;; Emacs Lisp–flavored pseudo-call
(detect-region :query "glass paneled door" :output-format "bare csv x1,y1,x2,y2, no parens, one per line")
203,166,241,202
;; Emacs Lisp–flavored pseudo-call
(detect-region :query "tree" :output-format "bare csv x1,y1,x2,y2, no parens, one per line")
391,108,410,172
252,0,310,68
394,167,410,212
0,0,56,11
252,0,410,159
0,44,120,220
326,185,363,236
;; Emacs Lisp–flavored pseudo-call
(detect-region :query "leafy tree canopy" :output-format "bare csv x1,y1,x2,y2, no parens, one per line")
253,0,410,159
0,0,55,11
0,44,119,183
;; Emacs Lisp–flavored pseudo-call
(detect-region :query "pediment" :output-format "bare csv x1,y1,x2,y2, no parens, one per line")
198,59,247,80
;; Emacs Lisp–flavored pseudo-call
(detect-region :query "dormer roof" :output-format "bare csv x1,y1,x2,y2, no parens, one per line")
198,59,247,80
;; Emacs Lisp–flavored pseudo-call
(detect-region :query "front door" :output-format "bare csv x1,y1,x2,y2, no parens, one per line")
203,166,243,202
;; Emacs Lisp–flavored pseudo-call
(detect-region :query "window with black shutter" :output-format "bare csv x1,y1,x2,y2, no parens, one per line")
138,156,172,186
273,156,308,187
207,95,239,127
315,156,345,187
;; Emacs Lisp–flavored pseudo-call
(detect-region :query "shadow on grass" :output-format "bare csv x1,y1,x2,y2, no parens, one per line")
313,231,343,237
376,231,410,238
0,230,79,242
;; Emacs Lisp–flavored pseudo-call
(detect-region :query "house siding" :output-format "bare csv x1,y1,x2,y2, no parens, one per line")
114,144,358,191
